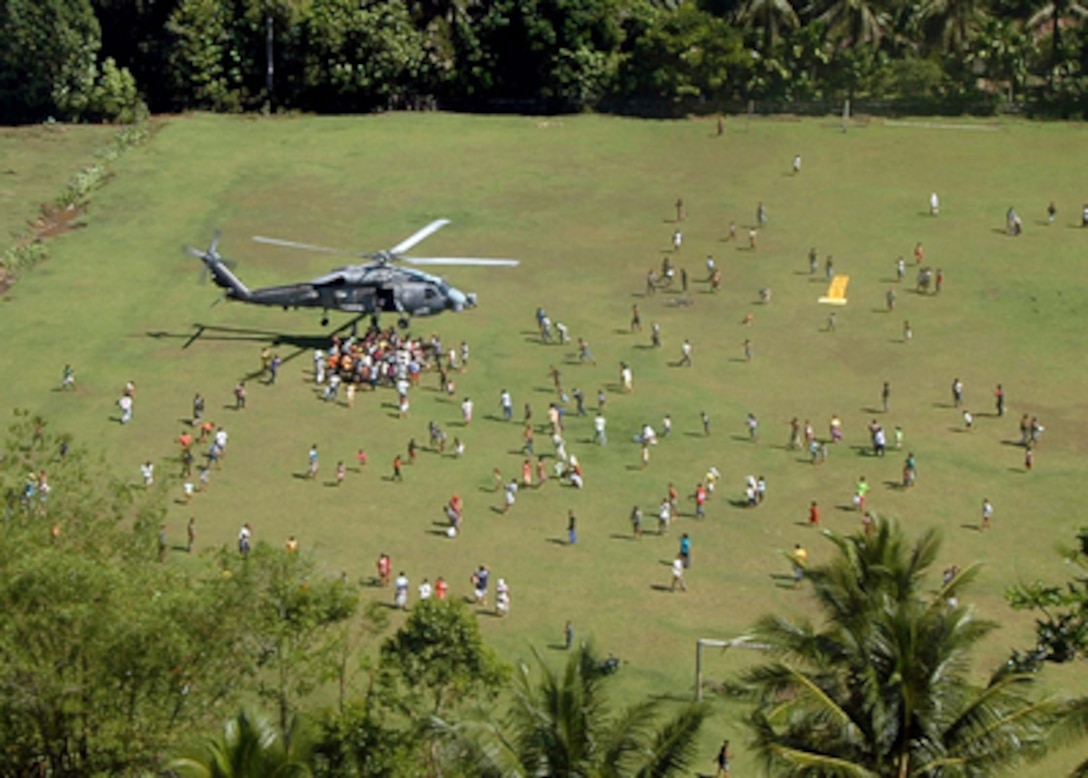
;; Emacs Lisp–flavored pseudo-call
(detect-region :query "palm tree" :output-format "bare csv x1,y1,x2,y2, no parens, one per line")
813,0,893,48
1025,0,1088,83
170,708,311,778
443,644,708,777
732,518,1082,777
734,0,803,51
917,0,991,54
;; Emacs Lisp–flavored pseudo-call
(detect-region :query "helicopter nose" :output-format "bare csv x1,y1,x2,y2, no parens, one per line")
448,288,467,312
466,292,478,308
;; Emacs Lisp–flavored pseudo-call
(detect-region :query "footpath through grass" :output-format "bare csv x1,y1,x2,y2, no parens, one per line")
2,112,1087,774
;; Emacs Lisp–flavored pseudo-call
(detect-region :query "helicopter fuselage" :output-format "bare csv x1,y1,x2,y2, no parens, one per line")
233,264,469,318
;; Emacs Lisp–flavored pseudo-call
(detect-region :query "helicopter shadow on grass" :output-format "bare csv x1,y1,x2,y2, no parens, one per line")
146,319,367,380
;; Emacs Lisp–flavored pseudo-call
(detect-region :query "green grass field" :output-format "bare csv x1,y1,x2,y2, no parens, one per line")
0,123,117,241
2,112,1087,774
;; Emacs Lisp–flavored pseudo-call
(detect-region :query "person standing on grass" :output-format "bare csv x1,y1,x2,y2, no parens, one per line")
995,384,1005,417
695,483,708,518
658,499,671,535
631,506,643,538
882,381,891,413
792,154,801,174
702,411,711,436
593,413,607,445
118,393,133,425
187,517,196,553
981,498,993,530
675,198,685,222
855,476,870,512
672,229,683,252
651,322,662,348
670,554,687,592
791,543,808,585
500,389,513,422
394,572,409,610
567,511,577,545
680,533,692,568
392,454,403,482
903,320,912,343
679,339,693,367
238,523,252,557
716,740,733,778
307,444,319,479
809,501,820,527
435,577,448,600
472,565,490,607
1025,445,1034,471
746,412,758,442
743,339,753,361
952,377,964,408
234,381,247,410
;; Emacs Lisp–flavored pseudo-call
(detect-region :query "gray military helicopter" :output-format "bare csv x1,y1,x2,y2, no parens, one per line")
186,219,518,327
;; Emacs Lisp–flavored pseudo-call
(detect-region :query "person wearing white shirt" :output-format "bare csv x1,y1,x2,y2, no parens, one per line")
394,572,409,609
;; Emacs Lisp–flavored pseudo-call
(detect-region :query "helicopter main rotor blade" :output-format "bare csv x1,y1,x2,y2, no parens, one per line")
388,219,451,255
252,236,352,255
402,256,520,267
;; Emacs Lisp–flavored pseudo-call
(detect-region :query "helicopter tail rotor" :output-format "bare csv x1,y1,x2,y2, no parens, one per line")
184,232,251,301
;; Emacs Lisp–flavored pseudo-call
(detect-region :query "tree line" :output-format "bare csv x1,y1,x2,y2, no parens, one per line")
1,0,1086,124
3,413,1088,776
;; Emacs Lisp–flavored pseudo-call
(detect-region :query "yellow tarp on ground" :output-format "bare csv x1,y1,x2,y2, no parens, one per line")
819,275,849,305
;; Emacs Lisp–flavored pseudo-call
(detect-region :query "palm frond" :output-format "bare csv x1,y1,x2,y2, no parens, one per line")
632,703,709,778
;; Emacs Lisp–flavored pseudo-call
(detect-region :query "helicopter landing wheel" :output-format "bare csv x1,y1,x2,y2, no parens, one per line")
397,317,410,330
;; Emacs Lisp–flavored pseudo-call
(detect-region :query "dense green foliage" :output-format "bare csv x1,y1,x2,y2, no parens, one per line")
443,643,710,776
3,0,1087,121
731,519,1086,776
1006,529,1088,667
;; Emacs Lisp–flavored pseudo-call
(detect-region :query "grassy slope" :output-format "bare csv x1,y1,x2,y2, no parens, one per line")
0,123,117,240
1,112,1087,774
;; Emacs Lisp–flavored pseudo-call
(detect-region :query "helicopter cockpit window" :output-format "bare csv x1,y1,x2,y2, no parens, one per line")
425,288,437,299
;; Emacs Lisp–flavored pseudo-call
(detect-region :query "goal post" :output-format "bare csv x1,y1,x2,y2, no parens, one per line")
694,635,771,701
